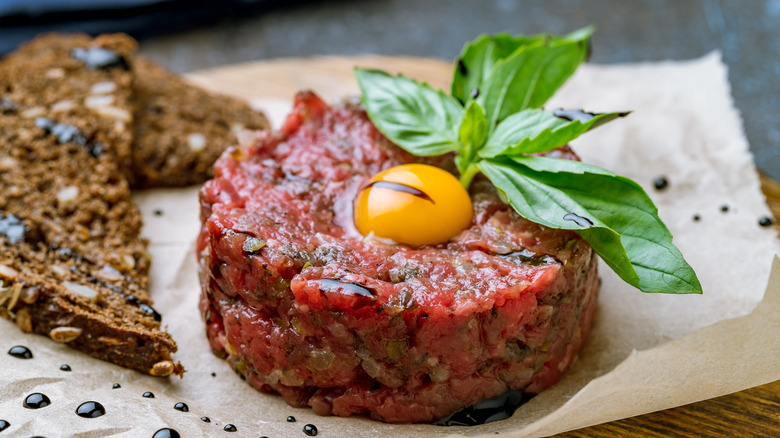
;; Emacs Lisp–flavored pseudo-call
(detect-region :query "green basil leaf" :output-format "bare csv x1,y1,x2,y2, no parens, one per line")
457,101,488,169
452,34,545,104
478,156,702,294
476,32,591,130
480,108,628,158
451,27,594,105
355,68,464,156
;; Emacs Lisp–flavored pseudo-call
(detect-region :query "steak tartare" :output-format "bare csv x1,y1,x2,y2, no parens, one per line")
197,91,599,423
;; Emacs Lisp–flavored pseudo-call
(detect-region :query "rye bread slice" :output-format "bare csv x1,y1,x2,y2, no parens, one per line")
0,33,182,377
130,56,270,188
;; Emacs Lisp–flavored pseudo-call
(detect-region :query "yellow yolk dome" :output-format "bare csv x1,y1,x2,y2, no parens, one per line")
354,164,473,246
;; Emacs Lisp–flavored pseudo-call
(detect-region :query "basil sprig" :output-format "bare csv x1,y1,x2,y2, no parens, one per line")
354,29,702,294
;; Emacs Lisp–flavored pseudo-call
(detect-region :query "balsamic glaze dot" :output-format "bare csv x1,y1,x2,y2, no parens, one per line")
143,391,155,398
200,416,211,423
173,402,189,412
8,345,33,359
23,393,51,409
223,424,238,432
435,389,533,426
34,117,54,130
720,204,729,213
153,209,164,216
303,424,318,436
138,303,163,322
211,372,216,377
693,214,701,222
0,420,9,432
287,415,296,422
0,213,28,244
0,98,17,114
457,58,468,76
553,108,601,123
76,401,106,418
71,47,129,70
759,216,774,227
112,383,121,389
152,428,180,438
60,364,71,372
653,176,669,190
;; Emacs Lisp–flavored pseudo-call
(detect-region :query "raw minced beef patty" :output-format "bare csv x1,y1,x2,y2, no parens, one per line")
197,91,599,423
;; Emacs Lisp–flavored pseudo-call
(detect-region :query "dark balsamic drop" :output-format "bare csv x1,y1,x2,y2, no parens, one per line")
720,204,729,213
34,117,54,130
499,249,555,267
60,364,72,372
125,294,162,321
759,216,774,227
138,303,163,322
553,108,629,123
152,428,180,438
57,247,73,259
23,393,51,409
200,416,211,423
435,390,534,426
0,98,17,114
143,391,155,398
211,372,216,377
286,415,296,423
224,424,238,432
0,420,9,432
34,117,104,157
653,176,669,190
563,212,594,227
112,383,121,389
303,424,318,436
153,209,164,216
51,121,87,145
314,279,376,298
457,58,468,76
173,402,189,412
8,345,33,359
76,401,106,418
553,108,598,123
693,214,701,222
0,213,29,244
362,180,435,203
71,47,130,70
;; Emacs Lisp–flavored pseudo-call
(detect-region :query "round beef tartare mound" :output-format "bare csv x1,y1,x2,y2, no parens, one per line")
197,91,599,423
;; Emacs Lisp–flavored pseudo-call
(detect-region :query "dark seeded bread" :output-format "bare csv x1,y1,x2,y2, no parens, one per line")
130,56,270,188
0,33,183,377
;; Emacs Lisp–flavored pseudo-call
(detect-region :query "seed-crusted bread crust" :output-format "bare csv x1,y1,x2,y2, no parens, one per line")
0,33,182,376
130,57,270,188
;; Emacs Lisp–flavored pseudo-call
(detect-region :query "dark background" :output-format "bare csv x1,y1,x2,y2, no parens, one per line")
3,0,779,180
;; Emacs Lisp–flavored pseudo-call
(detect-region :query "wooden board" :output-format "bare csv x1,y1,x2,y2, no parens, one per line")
187,56,780,437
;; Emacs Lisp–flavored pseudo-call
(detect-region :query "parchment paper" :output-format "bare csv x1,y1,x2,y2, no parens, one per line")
1,52,779,437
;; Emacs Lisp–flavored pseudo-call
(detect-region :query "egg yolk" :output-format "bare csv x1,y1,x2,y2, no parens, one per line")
354,164,473,246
